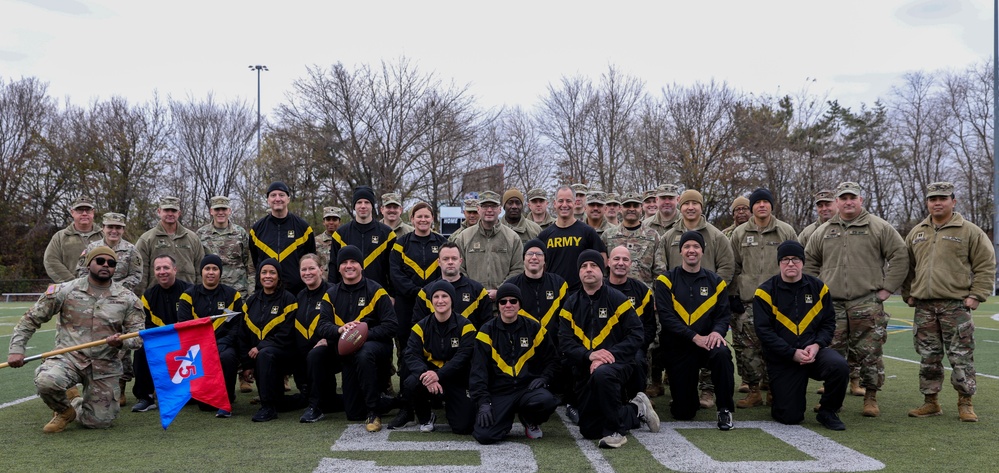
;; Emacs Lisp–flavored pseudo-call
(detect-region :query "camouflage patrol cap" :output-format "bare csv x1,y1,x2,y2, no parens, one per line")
605,193,621,205
642,190,657,202
463,198,479,211
478,191,501,205
656,184,681,197
813,189,834,204
526,188,548,201
835,181,862,197
159,196,181,211
72,196,95,210
925,181,955,199
323,206,343,219
571,183,588,195
101,212,126,227
382,192,402,206
621,192,644,205
209,196,231,210
586,190,606,205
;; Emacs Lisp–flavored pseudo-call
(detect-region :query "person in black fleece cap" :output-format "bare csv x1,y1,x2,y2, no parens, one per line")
249,182,316,295
328,186,396,294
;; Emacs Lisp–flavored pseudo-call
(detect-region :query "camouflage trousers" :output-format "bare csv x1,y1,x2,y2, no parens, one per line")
832,294,888,391
913,299,976,396
119,351,133,382
35,357,122,428
731,305,766,386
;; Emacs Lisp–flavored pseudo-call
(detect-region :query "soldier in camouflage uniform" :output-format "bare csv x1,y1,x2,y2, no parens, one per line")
136,196,205,290
642,190,658,219
44,196,104,283
721,196,750,238
804,182,908,417
571,183,588,221
644,184,681,236
197,196,252,298
584,190,613,235
526,188,556,229
7,246,144,432
501,188,542,244
315,206,344,281
901,182,995,422
604,193,621,227
381,192,414,238
601,192,661,286
447,198,480,242
797,190,837,248
76,212,142,406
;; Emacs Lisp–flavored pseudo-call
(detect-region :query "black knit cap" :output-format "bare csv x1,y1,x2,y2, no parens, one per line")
678,230,705,250
749,188,774,209
266,181,290,196
426,279,456,303
200,254,224,275
576,249,604,271
524,238,546,256
257,257,280,279
495,283,522,303
337,245,363,267
353,186,376,207
776,240,805,262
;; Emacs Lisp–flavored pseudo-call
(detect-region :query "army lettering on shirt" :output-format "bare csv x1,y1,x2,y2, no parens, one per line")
537,220,606,292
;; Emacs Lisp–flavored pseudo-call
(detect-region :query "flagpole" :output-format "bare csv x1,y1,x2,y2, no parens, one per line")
0,311,241,370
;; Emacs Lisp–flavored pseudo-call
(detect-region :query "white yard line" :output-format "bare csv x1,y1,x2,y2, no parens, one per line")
884,355,999,380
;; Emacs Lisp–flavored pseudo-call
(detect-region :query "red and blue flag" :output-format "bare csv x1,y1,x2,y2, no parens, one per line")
140,317,230,429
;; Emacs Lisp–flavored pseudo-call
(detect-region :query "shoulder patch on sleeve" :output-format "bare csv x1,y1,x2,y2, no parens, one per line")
45,284,58,297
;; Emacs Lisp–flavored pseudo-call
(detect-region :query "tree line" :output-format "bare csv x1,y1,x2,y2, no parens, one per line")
0,57,993,283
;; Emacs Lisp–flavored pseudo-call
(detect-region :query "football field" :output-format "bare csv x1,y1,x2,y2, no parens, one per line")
2,297,998,472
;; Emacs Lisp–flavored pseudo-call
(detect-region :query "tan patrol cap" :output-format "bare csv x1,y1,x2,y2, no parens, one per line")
835,181,862,197
102,212,126,227
463,198,479,211
159,196,181,210
571,183,588,195
382,193,402,206
72,196,95,210
586,190,606,205
925,181,954,199
526,188,548,201
621,192,644,205
642,190,657,202
656,183,681,197
478,191,501,205
605,193,621,205
323,206,343,219
813,189,834,204
209,196,231,210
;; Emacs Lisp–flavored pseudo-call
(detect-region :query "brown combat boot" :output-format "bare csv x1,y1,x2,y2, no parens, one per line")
65,386,80,400
699,390,715,409
850,378,866,396
738,381,749,393
958,394,978,422
240,370,253,393
908,394,942,417
736,385,763,408
766,390,773,405
119,380,128,407
43,407,76,433
862,391,880,417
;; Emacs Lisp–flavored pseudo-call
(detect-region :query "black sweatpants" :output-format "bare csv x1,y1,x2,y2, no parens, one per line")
255,345,306,411
132,348,154,402
577,362,641,439
766,347,848,424
473,387,558,445
341,340,393,420
402,374,475,434
665,344,736,420
305,344,344,412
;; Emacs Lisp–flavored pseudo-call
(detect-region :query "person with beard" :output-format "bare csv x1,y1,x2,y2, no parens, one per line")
8,247,143,433
241,258,303,422
537,186,607,293
601,192,661,286
177,255,246,417
328,186,397,293
413,242,493,329
250,182,316,295
316,245,398,431
297,254,344,423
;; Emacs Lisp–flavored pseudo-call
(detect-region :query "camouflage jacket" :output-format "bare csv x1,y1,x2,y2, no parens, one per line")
384,219,414,238
601,223,661,286
9,278,144,375
198,222,252,296
76,238,143,293
44,224,104,283
136,223,205,290
731,217,798,301
659,217,735,284
502,217,542,245
315,231,334,281
901,213,995,302
530,212,556,229
643,212,679,237
587,217,614,236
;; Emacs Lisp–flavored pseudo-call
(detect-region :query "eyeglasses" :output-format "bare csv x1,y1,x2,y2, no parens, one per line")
733,206,750,212
94,257,118,268
498,298,518,306
525,251,544,258
779,257,802,265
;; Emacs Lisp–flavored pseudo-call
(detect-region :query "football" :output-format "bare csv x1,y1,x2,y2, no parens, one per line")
337,322,369,356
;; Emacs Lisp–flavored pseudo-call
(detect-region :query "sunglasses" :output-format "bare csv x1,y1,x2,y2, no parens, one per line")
498,298,518,306
94,257,118,268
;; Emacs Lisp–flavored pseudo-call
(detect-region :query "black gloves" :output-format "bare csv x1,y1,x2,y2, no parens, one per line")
528,377,547,391
477,403,493,427
729,295,746,315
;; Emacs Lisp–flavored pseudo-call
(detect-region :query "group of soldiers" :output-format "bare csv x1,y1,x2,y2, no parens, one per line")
7,177,993,446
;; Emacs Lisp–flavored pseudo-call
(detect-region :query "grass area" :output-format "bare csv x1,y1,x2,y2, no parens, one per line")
1,297,998,471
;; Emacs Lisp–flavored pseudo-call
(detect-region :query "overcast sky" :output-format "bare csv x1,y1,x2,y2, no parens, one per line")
1,0,993,116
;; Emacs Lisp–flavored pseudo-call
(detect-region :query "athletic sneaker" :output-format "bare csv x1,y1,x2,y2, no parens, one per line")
717,409,733,431
388,408,413,429
131,398,157,412
252,406,278,422
300,406,324,423
216,409,232,418
631,392,660,433
598,432,628,448
816,409,846,431
565,405,580,425
365,413,382,432
524,423,543,439
419,412,437,433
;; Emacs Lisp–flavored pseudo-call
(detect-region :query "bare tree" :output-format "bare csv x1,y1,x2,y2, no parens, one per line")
590,66,645,192
538,75,597,184
941,60,994,231
497,106,555,193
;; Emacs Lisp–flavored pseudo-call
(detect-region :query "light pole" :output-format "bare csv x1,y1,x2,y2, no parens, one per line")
248,65,268,156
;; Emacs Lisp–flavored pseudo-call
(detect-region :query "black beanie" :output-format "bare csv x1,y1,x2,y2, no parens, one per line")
200,254,224,275
495,283,522,303
524,238,546,256
257,257,280,279
266,181,290,196
337,245,363,267
678,230,705,250
749,188,774,209
426,279,456,304
776,240,805,262
353,186,376,208
576,249,604,271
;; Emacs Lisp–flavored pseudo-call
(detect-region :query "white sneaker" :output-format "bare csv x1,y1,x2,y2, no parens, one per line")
524,423,543,439
599,432,627,448
631,392,660,432
419,412,436,433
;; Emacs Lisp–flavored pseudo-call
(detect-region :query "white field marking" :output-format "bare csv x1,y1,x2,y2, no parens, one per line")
0,329,55,339
0,395,39,410
555,406,614,473
982,340,999,343
316,422,538,473
883,355,999,380
641,421,884,473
